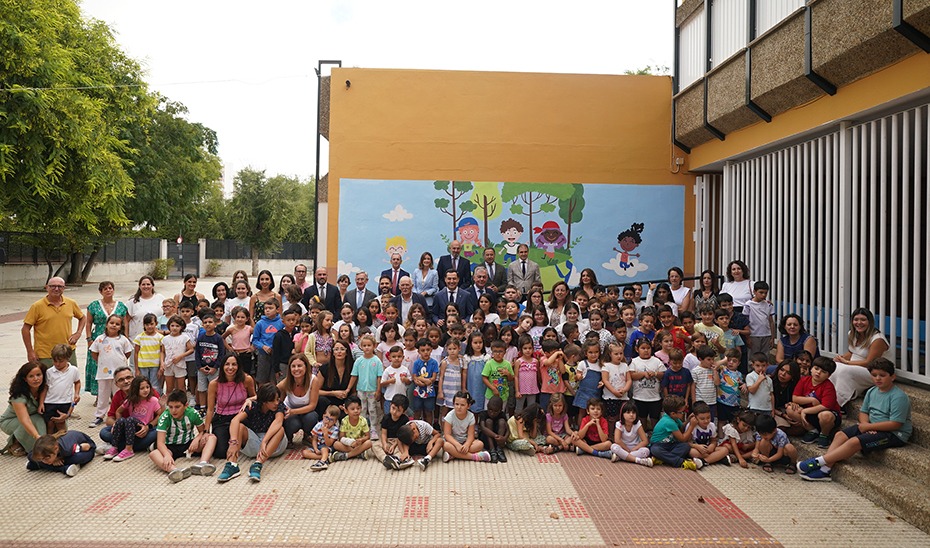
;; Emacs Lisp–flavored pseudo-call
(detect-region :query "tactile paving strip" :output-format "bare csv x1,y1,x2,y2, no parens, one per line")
704,497,749,518
556,497,589,518
84,493,130,514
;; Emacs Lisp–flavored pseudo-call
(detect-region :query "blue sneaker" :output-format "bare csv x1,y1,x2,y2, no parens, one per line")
800,468,832,482
217,462,240,483
249,462,263,482
797,458,819,474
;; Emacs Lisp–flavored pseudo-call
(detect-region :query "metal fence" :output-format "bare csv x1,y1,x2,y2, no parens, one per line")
205,239,315,261
0,233,159,265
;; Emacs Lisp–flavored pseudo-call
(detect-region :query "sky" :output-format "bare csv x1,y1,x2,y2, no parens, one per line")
80,0,674,190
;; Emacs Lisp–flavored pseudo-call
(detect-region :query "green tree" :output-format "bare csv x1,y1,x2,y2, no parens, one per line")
290,176,316,244
557,184,585,249
623,65,671,75
0,0,153,282
469,182,503,247
500,183,575,242
433,180,476,238
227,168,302,275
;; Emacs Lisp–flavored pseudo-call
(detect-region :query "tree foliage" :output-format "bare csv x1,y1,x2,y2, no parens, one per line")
227,168,302,275
557,184,585,249
501,183,575,241
469,182,503,248
433,180,476,237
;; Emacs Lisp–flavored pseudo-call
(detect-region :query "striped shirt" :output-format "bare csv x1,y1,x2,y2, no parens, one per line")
133,332,164,368
156,407,202,445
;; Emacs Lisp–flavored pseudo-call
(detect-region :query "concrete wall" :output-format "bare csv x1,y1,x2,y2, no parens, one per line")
0,262,153,290
209,259,312,279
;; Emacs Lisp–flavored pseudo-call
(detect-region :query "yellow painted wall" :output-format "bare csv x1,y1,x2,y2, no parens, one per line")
327,68,696,273
689,53,930,170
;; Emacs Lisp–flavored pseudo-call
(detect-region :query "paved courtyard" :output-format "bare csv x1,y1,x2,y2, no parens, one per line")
0,279,927,547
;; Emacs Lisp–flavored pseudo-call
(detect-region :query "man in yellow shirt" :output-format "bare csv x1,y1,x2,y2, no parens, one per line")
22,277,86,367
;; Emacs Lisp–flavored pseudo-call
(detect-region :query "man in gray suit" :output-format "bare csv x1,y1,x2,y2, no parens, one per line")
481,247,507,293
507,244,541,297
343,271,377,312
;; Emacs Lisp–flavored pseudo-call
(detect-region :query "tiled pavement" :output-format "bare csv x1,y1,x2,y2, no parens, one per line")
1,281,929,547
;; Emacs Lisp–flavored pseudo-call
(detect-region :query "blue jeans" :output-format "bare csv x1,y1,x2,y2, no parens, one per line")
100,424,158,453
650,441,691,468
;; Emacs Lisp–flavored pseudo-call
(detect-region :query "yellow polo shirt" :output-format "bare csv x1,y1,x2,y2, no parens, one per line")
23,296,84,358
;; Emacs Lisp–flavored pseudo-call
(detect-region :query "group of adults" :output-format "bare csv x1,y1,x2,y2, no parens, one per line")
2,249,896,456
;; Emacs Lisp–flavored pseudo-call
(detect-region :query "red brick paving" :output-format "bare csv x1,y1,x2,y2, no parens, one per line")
403,495,429,518
560,454,781,546
83,492,130,514
0,311,27,325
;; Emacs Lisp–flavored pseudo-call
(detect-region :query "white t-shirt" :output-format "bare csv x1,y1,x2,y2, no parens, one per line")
722,423,755,446
602,362,630,400
630,356,666,402
720,280,753,308
45,364,81,404
692,364,717,404
670,286,691,307
835,332,892,406
746,371,773,411
683,353,700,372
742,299,775,336
614,419,643,449
381,365,409,401
162,334,190,368
126,294,165,341
90,334,133,380
443,410,476,444
226,297,250,318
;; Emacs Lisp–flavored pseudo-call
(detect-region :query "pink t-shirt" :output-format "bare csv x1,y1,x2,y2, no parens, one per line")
119,395,161,424
547,412,568,435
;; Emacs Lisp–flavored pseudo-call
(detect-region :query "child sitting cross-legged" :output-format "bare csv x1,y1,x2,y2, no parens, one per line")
303,405,340,470
687,401,731,467
572,398,613,459
798,358,912,481
330,395,373,462
218,383,287,483
649,394,702,471
752,414,798,474
721,410,757,468
149,389,218,483
507,402,548,455
609,400,652,466
441,390,492,463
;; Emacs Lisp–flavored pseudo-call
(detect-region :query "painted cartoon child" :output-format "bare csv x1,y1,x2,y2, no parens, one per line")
499,218,524,264
533,221,567,260
383,236,408,266
613,223,644,270
457,217,482,258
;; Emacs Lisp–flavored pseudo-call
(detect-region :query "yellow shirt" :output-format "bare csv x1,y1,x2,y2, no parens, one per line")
24,296,84,358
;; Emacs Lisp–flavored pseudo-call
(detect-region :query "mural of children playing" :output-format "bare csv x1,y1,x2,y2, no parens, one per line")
499,218,524,265
457,217,481,258
533,221,567,260
383,236,409,266
613,223,644,270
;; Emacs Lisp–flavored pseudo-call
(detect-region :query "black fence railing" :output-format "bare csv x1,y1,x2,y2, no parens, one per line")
204,239,315,261
0,232,159,265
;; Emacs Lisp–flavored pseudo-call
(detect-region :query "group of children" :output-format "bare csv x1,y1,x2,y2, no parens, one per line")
20,273,913,487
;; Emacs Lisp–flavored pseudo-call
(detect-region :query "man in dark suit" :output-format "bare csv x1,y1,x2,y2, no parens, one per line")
432,270,476,326
481,247,506,293
301,266,340,314
437,240,472,289
343,271,377,312
466,266,497,304
379,253,409,296
389,276,428,324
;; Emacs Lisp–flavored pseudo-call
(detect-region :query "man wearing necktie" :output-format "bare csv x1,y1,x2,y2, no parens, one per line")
506,244,541,298
300,266,340,313
343,271,376,312
437,240,472,289
466,266,497,306
432,271,475,326
482,247,506,293
379,253,409,296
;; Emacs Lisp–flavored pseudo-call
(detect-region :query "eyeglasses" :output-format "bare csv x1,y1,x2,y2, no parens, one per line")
47,285,65,289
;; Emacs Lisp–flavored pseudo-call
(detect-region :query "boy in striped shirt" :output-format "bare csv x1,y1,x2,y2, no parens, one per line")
133,313,165,391
149,389,217,483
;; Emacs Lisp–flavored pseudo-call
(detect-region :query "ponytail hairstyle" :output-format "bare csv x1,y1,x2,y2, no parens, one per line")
452,390,475,408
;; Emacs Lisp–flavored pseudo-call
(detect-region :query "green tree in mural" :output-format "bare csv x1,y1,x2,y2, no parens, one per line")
469,182,503,247
500,183,575,242
434,180,476,237
557,184,585,249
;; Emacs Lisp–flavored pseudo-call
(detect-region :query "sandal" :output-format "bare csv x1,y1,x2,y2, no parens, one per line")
762,462,774,473
9,445,26,457
785,463,797,475
544,445,554,455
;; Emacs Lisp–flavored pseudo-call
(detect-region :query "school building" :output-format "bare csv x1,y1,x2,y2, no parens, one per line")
316,0,930,387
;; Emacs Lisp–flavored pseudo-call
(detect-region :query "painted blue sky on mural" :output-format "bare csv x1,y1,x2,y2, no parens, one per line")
338,179,684,287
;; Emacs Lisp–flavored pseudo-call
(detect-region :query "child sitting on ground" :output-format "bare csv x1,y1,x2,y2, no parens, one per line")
610,400,652,466
544,393,574,453
688,401,731,467
27,430,95,477
105,376,162,462
219,383,287,483
39,344,81,434
572,398,612,459
304,405,340,470
377,395,410,468
477,395,509,463
752,414,798,474
331,395,373,462
395,418,443,471
786,357,842,449
798,358,912,481
721,410,757,468
649,394,701,470
442,391,492,463
150,389,217,483
507,402,547,454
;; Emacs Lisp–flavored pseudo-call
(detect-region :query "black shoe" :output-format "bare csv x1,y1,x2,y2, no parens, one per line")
497,448,507,463
801,429,820,444
489,449,498,463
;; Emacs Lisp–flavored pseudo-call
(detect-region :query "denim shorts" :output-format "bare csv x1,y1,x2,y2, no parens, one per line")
410,396,436,412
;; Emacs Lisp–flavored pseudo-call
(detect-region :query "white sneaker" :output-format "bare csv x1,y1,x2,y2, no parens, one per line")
442,451,452,463
636,457,654,467
65,464,80,477
610,452,619,463
191,462,216,476
95,442,112,455
694,458,705,470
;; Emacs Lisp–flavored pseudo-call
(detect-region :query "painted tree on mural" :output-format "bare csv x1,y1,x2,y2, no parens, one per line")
557,183,585,249
434,180,476,237
469,182,503,247
501,183,575,242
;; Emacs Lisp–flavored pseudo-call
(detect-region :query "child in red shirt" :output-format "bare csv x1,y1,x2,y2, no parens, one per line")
786,357,841,448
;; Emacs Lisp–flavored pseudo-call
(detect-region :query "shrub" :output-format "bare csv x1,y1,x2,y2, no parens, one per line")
149,258,175,280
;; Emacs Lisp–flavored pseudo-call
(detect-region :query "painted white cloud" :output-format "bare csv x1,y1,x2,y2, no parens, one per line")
383,205,413,222
601,257,649,278
337,260,361,278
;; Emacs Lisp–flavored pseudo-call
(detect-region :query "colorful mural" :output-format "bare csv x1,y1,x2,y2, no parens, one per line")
337,179,685,288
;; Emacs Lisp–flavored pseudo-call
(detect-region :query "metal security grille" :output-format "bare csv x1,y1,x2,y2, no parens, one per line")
694,103,929,384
